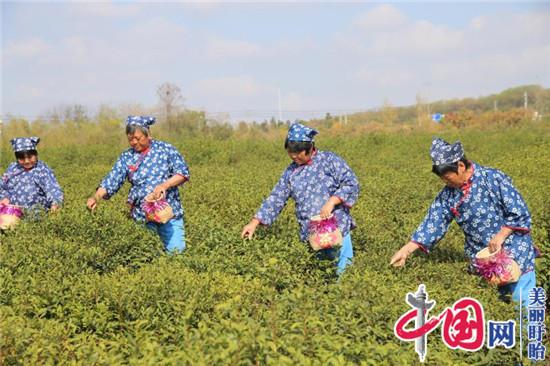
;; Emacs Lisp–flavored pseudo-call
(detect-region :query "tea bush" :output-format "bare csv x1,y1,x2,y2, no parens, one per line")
1,126,548,365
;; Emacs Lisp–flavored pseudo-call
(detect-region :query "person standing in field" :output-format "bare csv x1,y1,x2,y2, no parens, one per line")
390,137,538,306
86,116,190,253
241,122,360,275
0,137,63,212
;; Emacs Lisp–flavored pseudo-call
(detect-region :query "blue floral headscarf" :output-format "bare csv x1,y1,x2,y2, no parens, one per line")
287,122,318,142
10,137,40,152
430,137,464,166
126,116,156,129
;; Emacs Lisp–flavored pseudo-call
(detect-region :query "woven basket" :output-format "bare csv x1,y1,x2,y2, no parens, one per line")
475,248,521,286
143,194,174,224
0,204,23,230
308,214,343,251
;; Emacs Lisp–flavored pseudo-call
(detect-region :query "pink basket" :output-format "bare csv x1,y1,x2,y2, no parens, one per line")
142,194,174,224
473,248,521,286
0,204,24,230
308,214,343,251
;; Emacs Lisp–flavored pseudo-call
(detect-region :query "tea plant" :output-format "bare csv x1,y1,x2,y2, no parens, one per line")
0,126,548,365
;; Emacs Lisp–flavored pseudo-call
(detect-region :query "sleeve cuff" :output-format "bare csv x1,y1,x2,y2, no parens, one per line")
174,173,189,185
253,216,268,226
503,225,530,233
335,195,353,208
412,240,429,254
98,185,112,200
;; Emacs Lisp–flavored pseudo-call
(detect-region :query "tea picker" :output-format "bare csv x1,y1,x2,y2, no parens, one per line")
390,137,539,307
0,136,64,230
241,122,360,275
86,116,189,253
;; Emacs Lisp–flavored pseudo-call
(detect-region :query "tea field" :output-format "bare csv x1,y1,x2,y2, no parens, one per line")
1,126,549,365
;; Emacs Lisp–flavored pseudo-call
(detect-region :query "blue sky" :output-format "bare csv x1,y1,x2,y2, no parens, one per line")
2,1,549,122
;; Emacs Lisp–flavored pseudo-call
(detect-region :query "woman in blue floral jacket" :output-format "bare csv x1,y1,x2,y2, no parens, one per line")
241,122,360,274
87,116,189,253
0,137,63,212
391,137,538,306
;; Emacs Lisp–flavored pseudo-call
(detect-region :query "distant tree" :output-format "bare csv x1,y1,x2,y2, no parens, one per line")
45,104,88,125
260,121,269,132
157,82,185,132
269,116,277,129
381,98,397,125
415,93,430,127
97,104,120,124
237,121,249,136
533,86,548,117
71,104,88,125
324,112,333,128
172,110,207,136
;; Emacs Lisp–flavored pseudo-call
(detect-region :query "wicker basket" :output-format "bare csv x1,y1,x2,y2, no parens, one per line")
142,194,174,224
474,247,521,286
0,204,23,230
308,214,343,251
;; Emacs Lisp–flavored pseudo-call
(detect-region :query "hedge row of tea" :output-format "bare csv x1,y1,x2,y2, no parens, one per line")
1,127,549,365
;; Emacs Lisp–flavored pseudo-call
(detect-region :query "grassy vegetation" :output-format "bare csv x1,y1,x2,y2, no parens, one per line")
0,124,548,365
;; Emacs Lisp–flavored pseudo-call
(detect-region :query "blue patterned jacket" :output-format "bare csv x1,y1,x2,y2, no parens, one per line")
411,162,535,274
0,160,63,210
100,140,189,222
255,150,360,241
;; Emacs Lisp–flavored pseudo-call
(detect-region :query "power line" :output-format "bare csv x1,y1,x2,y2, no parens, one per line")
1,106,377,123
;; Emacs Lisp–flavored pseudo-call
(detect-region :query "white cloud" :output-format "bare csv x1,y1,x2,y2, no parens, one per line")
353,5,407,32
435,45,550,85
205,37,262,61
3,3,549,121
336,8,549,99
16,84,45,98
118,17,187,52
194,75,273,98
463,11,550,54
469,16,485,31
283,91,320,112
30,17,188,71
354,66,417,86
360,20,464,58
4,38,50,61
72,3,143,17
177,2,222,13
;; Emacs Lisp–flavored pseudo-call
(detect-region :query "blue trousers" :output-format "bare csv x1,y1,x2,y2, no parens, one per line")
146,218,185,253
498,271,536,307
316,233,353,275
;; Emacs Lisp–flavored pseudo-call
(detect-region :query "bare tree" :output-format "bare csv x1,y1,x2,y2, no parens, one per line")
157,82,185,132
381,98,397,125
415,93,430,127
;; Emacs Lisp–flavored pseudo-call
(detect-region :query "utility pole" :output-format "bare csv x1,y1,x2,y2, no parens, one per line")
524,91,528,110
278,88,283,122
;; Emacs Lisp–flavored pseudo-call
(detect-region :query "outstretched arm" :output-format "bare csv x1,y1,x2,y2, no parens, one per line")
242,170,291,239
390,241,421,267
391,190,453,267
87,154,129,211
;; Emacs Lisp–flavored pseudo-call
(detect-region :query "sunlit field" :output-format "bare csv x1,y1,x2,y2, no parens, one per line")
1,126,548,365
